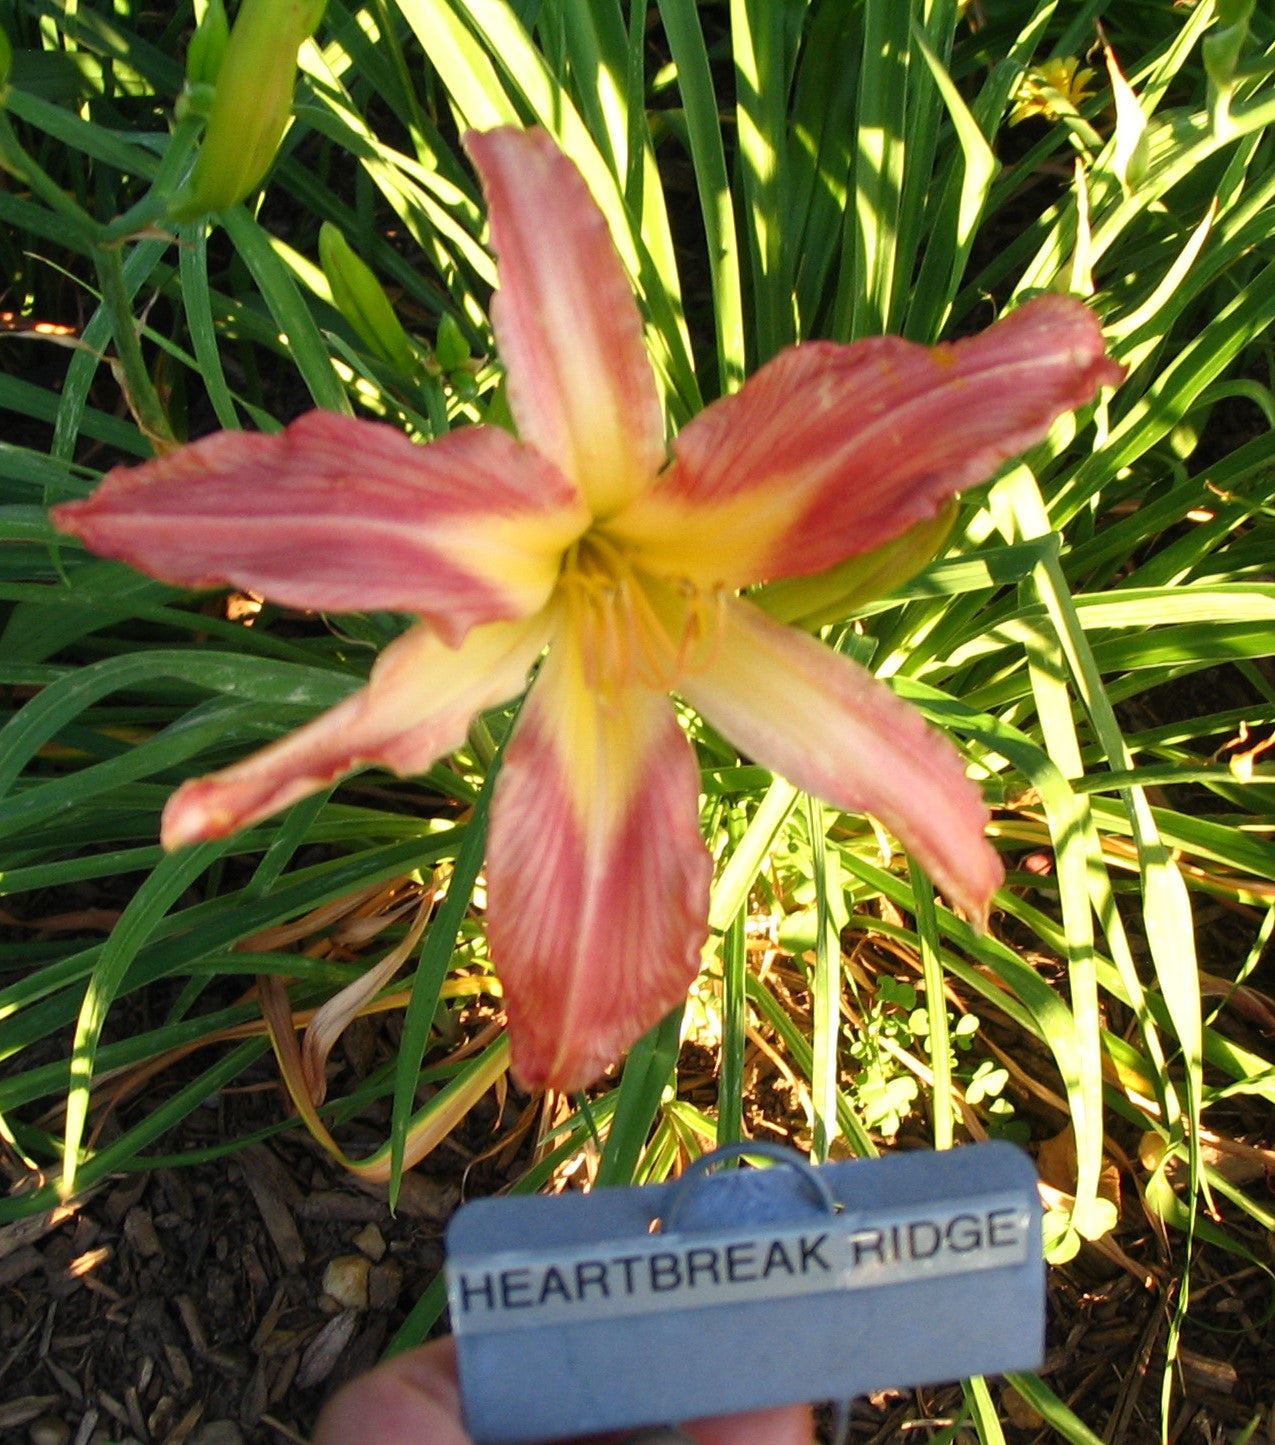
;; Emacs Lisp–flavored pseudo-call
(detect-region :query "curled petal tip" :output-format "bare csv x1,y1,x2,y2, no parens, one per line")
1097,353,1128,389
1004,292,1126,390
160,780,239,849
958,880,998,936
48,499,85,535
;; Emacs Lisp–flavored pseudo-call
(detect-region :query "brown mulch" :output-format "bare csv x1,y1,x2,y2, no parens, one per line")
0,1131,457,1445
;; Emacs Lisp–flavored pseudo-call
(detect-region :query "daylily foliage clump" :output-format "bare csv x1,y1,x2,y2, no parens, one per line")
54,128,1121,1092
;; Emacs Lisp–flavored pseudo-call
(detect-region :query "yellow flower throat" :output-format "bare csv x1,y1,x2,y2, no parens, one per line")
557,532,723,700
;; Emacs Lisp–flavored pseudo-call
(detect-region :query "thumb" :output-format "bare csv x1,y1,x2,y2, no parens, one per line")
313,1336,469,1445
312,1335,815,1445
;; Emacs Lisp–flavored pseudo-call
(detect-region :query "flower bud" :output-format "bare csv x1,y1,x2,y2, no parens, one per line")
170,0,326,220
319,222,416,373
185,0,229,87
754,502,957,632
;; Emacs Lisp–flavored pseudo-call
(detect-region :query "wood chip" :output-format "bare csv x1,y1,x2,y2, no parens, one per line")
154,1168,195,1218
48,1239,106,1300
0,1198,91,1261
241,1240,269,1294
258,1412,308,1445
163,1399,205,1445
146,1393,175,1439
67,1218,101,1253
123,1207,163,1259
41,1356,83,1403
239,1356,270,1430
0,1395,59,1430
238,1146,303,1206
102,1174,148,1226
238,1170,305,1272
1179,1347,1240,1395
352,1173,459,1220
295,1309,358,1391
69,1405,98,1445
259,1327,303,1359
163,1342,195,1393
267,1351,300,1406
294,1192,383,1224
0,1243,42,1288
250,1286,289,1354
124,1382,148,1440
204,1344,249,1377
95,1388,130,1428
175,1295,208,1356
80,1269,124,1303
368,1261,403,1312
190,1421,244,1445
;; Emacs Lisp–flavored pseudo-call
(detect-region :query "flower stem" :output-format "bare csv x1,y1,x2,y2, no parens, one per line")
0,104,178,450
92,243,175,451
98,115,203,245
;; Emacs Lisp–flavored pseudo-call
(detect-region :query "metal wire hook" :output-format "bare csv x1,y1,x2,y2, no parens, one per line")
657,1142,839,1234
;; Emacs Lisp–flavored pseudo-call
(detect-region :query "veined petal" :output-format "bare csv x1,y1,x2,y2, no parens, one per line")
487,628,712,1093
609,295,1124,588
162,614,549,846
52,412,587,648
466,127,666,520
679,598,1003,924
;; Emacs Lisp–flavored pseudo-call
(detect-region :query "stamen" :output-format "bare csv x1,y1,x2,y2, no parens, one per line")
623,574,681,688
556,532,726,698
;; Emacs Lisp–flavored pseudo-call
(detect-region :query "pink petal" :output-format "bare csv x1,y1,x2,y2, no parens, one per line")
162,614,549,846
608,295,1124,588
486,633,713,1093
52,412,588,648
679,598,1003,924
466,128,666,519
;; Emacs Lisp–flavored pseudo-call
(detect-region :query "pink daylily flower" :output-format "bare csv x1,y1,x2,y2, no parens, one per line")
53,128,1123,1093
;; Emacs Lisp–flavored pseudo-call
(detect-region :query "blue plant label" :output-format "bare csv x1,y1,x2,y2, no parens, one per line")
446,1141,1043,1443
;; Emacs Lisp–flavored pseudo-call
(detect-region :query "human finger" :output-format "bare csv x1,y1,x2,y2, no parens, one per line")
312,1336,469,1445
679,1401,815,1445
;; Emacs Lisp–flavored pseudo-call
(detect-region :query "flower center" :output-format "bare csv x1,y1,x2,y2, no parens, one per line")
557,532,723,698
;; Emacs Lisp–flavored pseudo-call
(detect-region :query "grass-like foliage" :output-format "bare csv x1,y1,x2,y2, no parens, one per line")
2,1,1274,1438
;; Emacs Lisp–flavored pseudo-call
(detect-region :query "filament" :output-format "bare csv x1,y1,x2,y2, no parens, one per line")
556,533,725,699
